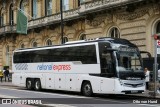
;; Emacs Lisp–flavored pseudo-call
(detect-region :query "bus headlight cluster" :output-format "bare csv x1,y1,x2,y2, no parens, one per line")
119,79,123,85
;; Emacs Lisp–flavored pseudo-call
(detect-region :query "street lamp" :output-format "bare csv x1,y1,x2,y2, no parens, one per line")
153,34,160,98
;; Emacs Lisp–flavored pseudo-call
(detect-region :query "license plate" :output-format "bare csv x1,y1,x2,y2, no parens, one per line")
131,90,138,93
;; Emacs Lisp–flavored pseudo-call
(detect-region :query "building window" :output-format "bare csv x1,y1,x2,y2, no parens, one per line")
78,0,84,6
6,45,10,66
0,14,3,27
62,37,68,43
9,3,14,25
109,27,120,38
0,8,4,27
62,0,69,11
46,39,52,46
20,0,25,12
156,21,160,34
78,0,81,7
20,43,25,48
32,41,37,47
45,0,52,16
32,0,38,19
79,34,86,40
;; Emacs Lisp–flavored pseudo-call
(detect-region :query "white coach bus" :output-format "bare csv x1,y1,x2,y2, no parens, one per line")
12,37,145,96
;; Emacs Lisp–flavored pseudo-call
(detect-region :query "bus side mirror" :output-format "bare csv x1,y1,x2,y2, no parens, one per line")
140,51,151,58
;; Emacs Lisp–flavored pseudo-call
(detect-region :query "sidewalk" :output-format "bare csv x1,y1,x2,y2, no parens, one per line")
0,77,16,87
0,81,14,86
0,81,160,98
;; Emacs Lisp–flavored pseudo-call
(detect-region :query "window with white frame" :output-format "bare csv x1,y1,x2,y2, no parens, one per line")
62,0,69,11
32,0,38,19
109,27,120,38
46,0,52,16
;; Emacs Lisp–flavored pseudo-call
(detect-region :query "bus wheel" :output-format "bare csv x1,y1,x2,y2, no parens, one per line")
26,79,32,90
34,79,41,91
82,82,93,97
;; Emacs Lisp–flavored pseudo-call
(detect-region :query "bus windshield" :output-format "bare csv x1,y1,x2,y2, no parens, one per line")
117,49,142,72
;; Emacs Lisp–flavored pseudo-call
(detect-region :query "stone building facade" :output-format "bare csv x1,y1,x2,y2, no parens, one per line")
0,0,160,69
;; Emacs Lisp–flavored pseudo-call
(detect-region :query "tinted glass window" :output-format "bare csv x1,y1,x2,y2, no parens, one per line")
14,45,97,64
99,42,116,77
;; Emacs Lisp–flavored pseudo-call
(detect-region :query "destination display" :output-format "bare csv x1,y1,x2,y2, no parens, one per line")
118,46,138,53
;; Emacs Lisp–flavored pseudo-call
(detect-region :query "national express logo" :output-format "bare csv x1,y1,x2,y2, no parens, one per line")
37,64,71,71
15,64,28,70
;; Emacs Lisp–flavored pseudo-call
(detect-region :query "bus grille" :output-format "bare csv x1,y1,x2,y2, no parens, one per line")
123,83,144,88
121,80,145,88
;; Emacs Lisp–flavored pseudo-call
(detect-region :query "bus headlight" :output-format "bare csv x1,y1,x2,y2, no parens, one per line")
119,79,123,85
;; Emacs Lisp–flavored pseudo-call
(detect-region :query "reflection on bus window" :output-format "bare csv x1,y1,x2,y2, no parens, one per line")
100,52,115,77
117,51,142,72
119,57,131,69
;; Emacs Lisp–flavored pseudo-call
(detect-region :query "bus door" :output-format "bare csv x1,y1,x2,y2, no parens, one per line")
100,51,116,93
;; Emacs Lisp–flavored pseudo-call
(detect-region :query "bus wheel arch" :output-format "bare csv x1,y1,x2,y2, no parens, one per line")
81,80,93,97
34,78,41,91
26,78,33,90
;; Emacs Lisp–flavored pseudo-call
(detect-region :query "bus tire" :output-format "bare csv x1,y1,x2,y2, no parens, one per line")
26,79,32,90
34,79,41,91
82,82,93,97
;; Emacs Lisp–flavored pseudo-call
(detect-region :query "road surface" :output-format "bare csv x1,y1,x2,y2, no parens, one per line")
0,86,159,107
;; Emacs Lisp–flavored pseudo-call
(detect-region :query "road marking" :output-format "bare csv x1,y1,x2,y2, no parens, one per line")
0,94,75,107
41,104,75,107
0,94,18,98
0,87,159,107
0,87,130,105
